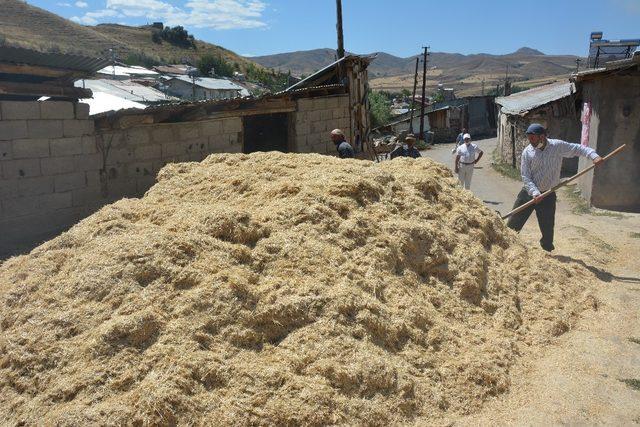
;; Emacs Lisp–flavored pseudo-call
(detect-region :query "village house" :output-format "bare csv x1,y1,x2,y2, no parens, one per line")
573,52,640,212
162,75,249,101
495,82,581,173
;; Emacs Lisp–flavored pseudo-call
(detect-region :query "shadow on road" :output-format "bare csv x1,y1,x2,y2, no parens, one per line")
551,254,640,284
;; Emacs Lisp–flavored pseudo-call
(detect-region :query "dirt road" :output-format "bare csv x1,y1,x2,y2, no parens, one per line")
421,138,640,425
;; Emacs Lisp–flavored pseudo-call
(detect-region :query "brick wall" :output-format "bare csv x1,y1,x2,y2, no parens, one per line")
294,95,351,155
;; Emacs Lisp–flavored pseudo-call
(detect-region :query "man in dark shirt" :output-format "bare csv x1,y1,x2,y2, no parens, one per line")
330,129,355,158
390,134,422,159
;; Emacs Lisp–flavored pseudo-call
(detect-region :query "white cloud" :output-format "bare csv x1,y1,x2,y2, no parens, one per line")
75,1,89,7
71,8,119,25
86,0,268,29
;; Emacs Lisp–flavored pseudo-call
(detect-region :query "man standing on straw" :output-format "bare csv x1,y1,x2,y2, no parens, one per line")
454,133,483,190
506,123,602,252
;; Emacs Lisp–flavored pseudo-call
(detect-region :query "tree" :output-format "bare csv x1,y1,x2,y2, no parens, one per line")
197,54,234,77
369,90,392,128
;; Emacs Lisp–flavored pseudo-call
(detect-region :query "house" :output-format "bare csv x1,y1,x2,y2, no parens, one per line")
495,82,580,173
163,76,248,101
424,95,496,143
153,64,197,76
573,53,640,212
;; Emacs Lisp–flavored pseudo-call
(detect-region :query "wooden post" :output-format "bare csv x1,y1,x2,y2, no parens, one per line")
409,57,419,134
336,0,345,59
419,46,429,141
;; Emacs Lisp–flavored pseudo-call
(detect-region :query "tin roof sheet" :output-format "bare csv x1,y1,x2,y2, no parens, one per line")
495,82,574,115
0,46,109,74
168,75,245,91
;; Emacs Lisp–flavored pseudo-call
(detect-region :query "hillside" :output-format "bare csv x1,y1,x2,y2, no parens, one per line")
0,0,257,69
251,47,584,96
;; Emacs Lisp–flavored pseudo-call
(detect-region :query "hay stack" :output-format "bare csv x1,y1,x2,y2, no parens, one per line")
0,153,595,425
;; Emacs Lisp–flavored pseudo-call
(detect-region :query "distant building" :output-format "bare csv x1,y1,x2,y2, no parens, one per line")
574,53,640,212
153,64,197,76
97,65,159,81
163,76,247,101
495,82,580,173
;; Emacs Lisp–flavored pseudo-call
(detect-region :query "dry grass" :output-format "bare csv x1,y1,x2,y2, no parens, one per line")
0,152,598,425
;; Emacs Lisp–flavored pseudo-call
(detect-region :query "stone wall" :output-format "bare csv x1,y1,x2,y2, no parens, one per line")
497,99,580,173
294,95,351,155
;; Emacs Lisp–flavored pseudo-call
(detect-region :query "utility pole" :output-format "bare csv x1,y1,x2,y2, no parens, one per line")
481,78,485,96
408,57,419,133
419,46,429,141
504,63,512,96
336,0,345,59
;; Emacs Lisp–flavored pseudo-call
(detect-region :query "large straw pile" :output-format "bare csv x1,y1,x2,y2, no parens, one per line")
0,152,595,425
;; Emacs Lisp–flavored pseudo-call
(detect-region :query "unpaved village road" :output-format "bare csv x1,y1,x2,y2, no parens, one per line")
420,138,640,426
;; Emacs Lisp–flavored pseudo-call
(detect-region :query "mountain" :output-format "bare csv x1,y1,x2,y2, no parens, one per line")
251,47,584,96
0,0,257,69
510,47,545,56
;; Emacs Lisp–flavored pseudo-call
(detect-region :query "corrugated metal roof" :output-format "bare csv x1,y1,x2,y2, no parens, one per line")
495,82,574,115
97,65,159,77
75,79,177,103
285,54,375,92
80,92,146,116
0,46,109,74
168,75,244,91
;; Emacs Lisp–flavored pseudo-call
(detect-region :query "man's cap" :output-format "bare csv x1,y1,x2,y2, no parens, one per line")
463,133,471,140
405,134,416,142
525,123,546,135
330,129,344,136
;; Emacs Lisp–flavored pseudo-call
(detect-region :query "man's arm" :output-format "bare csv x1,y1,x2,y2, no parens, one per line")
556,140,600,161
454,154,461,173
389,146,401,159
474,149,484,164
521,152,541,197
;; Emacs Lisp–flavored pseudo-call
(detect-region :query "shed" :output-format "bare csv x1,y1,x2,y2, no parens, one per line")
573,53,640,212
495,82,580,173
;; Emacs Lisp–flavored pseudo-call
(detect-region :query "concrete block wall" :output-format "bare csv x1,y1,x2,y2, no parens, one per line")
94,117,242,207
294,95,351,155
0,103,242,258
0,101,94,256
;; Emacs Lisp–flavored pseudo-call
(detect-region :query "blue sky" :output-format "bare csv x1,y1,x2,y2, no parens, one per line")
30,0,640,57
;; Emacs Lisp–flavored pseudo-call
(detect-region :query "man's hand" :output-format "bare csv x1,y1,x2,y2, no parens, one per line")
533,194,545,204
454,165,459,174
593,156,603,166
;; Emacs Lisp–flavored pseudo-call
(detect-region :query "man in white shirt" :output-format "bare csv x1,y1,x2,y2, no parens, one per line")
506,123,603,252
454,133,483,190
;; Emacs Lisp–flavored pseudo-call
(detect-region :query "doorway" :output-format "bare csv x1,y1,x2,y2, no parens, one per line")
243,113,289,153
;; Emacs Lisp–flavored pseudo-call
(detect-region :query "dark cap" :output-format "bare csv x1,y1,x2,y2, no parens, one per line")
525,123,546,135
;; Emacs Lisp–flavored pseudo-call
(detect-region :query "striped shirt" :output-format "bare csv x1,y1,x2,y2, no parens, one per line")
521,139,598,196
